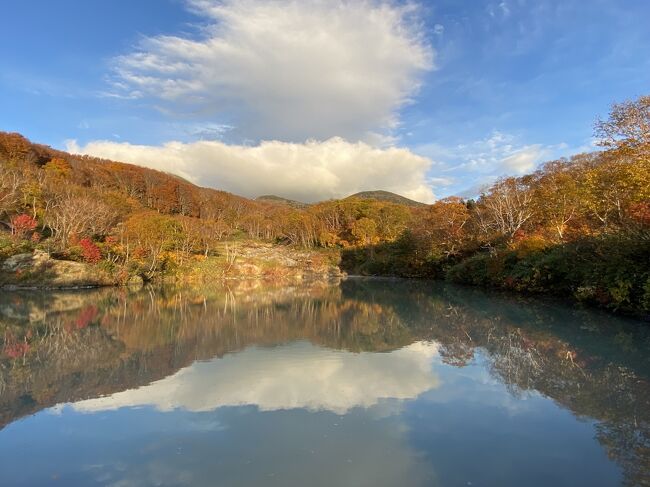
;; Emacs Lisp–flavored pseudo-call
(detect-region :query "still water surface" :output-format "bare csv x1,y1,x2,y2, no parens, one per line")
0,279,649,486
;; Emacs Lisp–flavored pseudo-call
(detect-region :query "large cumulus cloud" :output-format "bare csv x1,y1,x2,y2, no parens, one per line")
109,0,433,143
67,137,436,203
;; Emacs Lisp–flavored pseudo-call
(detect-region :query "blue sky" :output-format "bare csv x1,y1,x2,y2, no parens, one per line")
1,0,649,202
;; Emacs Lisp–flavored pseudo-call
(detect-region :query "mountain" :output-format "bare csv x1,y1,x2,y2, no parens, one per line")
256,195,308,209
257,191,426,208
346,190,426,207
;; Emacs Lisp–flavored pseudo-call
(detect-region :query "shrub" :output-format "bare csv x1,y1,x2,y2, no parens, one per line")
446,235,650,314
512,234,551,258
10,214,37,239
79,238,101,264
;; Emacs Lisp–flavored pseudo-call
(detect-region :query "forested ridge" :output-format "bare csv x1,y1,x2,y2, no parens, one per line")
1,96,649,314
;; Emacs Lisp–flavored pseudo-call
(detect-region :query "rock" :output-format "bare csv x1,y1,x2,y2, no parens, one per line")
184,242,342,283
2,250,49,272
0,251,115,289
0,292,108,322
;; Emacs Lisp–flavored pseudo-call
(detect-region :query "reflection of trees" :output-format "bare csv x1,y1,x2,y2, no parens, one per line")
0,314,124,426
485,330,545,393
1,279,649,485
346,280,650,487
0,282,411,429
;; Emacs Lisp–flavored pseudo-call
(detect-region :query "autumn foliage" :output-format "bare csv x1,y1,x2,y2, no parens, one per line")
0,95,648,313
10,214,37,238
79,238,102,264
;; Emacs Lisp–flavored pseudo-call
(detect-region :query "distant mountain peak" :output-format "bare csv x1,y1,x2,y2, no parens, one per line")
345,190,426,207
255,195,308,209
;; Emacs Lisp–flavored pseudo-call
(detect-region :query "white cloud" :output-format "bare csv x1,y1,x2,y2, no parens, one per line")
67,137,436,203
499,144,544,173
455,131,549,175
109,0,433,142
69,341,440,415
487,1,511,18
428,176,454,187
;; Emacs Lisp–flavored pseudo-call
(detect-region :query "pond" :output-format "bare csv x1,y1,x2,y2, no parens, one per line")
0,278,649,486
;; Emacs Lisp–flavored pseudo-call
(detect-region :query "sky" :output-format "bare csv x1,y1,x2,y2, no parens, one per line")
1,0,649,202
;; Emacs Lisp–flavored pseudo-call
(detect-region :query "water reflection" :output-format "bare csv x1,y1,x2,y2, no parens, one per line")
0,279,649,486
72,342,439,414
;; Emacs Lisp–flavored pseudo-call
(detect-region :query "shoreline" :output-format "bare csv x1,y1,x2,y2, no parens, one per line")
3,258,648,321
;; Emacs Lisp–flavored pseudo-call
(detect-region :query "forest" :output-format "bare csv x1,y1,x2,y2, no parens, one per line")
0,95,648,314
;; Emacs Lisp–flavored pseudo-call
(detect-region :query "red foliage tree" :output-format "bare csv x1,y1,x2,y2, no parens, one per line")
2,331,30,359
79,238,102,264
10,214,37,239
629,201,650,227
74,305,99,329
3,341,30,359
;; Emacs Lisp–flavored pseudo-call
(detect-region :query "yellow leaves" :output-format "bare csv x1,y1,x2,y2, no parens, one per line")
580,155,650,230
318,230,338,247
512,234,551,258
159,250,179,265
622,156,650,200
351,217,378,245
44,157,71,179
595,95,650,152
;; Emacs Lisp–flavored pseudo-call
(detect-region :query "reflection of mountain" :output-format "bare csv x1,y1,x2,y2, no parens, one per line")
1,279,649,485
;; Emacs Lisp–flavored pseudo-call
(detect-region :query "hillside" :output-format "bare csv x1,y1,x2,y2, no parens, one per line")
0,131,421,285
346,190,426,207
256,195,308,209
0,132,255,219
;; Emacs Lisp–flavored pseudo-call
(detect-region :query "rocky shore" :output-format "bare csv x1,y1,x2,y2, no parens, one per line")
0,250,116,289
0,244,343,290
183,242,343,283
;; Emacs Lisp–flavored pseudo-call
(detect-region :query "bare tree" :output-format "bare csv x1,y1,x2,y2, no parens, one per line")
0,169,22,223
479,177,534,240
44,191,117,247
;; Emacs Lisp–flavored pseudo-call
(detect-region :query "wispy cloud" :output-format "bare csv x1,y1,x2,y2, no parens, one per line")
417,130,560,197
108,0,434,143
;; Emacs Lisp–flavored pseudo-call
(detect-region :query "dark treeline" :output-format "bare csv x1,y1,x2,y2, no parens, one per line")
0,96,648,313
